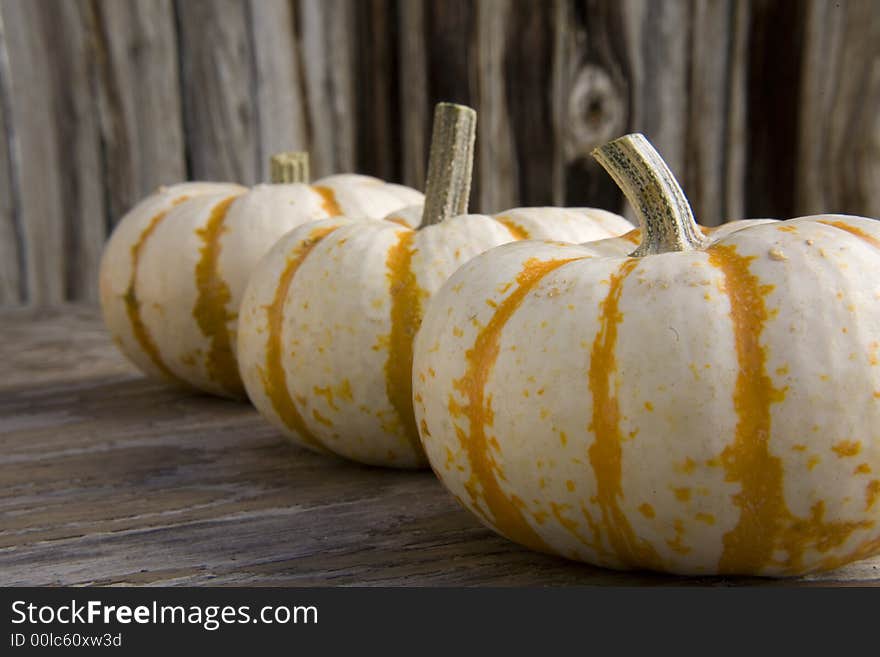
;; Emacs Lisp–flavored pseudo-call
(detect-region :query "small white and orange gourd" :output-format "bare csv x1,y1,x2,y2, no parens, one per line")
413,132,880,576
99,154,423,398
237,103,633,468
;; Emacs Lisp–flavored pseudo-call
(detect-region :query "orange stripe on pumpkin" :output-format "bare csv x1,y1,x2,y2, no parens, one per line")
385,229,428,461
707,244,870,574
123,195,191,383
817,220,880,250
193,195,247,397
708,244,787,572
262,225,341,454
587,258,663,568
495,216,531,240
450,256,584,552
620,229,641,245
312,186,342,217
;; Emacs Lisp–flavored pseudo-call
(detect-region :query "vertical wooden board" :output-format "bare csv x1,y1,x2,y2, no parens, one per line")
556,0,630,213
423,0,479,208
723,0,750,223
92,0,186,225
685,0,739,226
743,0,806,219
396,0,428,191
797,0,880,217
249,0,309,182
622,0,690,191
502,0,558,207
0,0,109,305
0,7,23,303
353,0,400,181
41,1,106,303
297,0,357,178
175,0,258,184
474,0,516,213
0,0,62,305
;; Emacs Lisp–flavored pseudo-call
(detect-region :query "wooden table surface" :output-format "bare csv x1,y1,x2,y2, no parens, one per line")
2,306,878,587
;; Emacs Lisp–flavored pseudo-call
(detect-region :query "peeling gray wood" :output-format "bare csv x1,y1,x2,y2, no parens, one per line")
2,306,879,586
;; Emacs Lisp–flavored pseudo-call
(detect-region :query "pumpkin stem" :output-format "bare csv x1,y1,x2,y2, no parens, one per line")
592,134,705,255
269,151,310,184
421,102,476,227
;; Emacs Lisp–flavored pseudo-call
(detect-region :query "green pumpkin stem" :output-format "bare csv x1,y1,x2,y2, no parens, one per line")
269,151,310,184
421,102,476,227
592,134,705,256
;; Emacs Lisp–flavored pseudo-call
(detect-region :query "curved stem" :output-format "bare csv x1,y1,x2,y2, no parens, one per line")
591,133,704,256
421,102,476,227
269,151,310,184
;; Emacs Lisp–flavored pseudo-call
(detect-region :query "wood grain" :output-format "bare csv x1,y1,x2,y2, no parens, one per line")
1,306,879,586
743,0,806,220
249,0,309,182
397,0,428,190
296,0,357,178
558,0,631,215
91,0,187,225
797,0,880,217
175,0,259,184
0,0,878,305
0,5,23,304
1,0,67,306
45,1,106,304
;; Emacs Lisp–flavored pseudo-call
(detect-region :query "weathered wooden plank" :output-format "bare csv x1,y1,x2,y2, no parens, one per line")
43,1,106,304
91,0,186,224
1,306,879,586
0,0,66,305
474,0,517,213
724,0,750,223
623,0,689,197
0,6,23,304
797,0,880,218
743,0,807,219
0,0,106,305
175,0,259,184
353,0,400,182
297,0,357,178
556,0,630,214
0,0,878,307
249,0,310,182
501,0,558,207
423,0,479,208
685,0,739,226
396,0,428,191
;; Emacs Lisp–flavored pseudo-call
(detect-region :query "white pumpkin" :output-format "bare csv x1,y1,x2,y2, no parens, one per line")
99,155,423,398
237,103,633,468
413,133,880,576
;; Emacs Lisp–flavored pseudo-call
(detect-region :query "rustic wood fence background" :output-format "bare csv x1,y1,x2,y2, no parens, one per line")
0,0,877,306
